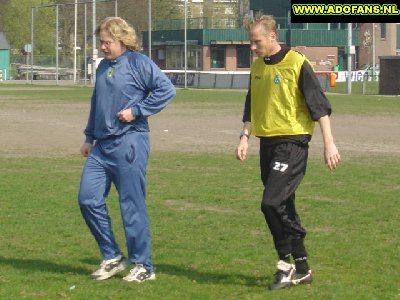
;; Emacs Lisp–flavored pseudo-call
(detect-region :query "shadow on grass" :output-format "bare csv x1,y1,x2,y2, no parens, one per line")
0,254,269,287
156,263,268,287
0,255,90,275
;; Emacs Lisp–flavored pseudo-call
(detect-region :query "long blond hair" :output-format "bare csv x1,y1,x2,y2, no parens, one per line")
95,17,139,51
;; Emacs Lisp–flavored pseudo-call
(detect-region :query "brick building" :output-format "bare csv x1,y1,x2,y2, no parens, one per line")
142,0,399,72
357,23,398,70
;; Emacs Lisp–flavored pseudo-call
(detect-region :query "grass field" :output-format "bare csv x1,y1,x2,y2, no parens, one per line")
329,81,380,95
0,85,399,299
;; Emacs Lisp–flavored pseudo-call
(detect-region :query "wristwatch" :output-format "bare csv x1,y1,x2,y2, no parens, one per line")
239,132,250,140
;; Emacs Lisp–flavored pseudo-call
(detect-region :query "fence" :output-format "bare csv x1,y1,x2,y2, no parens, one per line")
165,71,248,90
327,70,380,95
6,53,380,94
165,70,332,92
164,70,380,94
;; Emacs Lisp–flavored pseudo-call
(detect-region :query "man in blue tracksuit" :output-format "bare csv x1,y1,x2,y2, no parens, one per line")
78,17,176,283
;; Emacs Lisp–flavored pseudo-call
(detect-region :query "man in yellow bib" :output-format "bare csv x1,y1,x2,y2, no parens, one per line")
235,15,341,290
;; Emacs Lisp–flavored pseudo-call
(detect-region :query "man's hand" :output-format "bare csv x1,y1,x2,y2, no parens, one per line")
235,137,249,161
324,142,341,170
80,142,93,157
117,108,135,123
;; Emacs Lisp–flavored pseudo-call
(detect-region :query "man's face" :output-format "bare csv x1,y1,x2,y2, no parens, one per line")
249,25,276,58
99,30,125,60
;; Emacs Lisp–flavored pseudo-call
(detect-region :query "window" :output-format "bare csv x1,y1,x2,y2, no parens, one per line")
157,49,165,60
330,23,345,30
225,7,234,15
237,45,250,68
166,45,202,70
166,46,183,69
225,18,236,28
210,45,225,68
381,23,386,39
187,46,202,70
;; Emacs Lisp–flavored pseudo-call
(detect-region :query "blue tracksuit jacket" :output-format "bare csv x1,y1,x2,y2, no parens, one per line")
84,50,176,143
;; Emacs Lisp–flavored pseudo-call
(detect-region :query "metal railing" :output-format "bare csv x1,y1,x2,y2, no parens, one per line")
153,17,244,30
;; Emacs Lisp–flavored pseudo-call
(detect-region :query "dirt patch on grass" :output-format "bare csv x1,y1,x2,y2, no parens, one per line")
150,106,400,158
162,199,237,214
0,93,399,158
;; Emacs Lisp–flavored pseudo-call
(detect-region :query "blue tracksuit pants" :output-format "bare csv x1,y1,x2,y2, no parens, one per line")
78,132,153,272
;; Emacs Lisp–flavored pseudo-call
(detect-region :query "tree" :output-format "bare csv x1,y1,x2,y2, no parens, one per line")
151,0,182,23
1,0,55,54
0,0,184,54
0,0,10,31
2,0,32,51
53,0,182,56
117,0,181,41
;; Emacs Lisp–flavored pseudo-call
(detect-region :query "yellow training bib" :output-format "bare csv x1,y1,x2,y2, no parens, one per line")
250,50,315,137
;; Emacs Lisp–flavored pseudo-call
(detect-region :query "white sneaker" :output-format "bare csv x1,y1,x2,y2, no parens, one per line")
268,260,296,290
122,264,156,283
292,269,313,285
91,255,129,281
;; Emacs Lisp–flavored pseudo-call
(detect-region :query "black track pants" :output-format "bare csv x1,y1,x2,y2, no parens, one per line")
259,139,308,249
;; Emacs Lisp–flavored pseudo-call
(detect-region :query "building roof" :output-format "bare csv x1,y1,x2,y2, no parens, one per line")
0,32,10,50
143,27,359,47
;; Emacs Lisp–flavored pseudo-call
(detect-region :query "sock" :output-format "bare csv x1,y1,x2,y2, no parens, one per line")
291,238,310,274
279,253,291,264
294,256,309,274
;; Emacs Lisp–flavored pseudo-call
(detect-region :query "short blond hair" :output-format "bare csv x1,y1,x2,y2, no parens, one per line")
244,14,277,36
96,17,139,51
